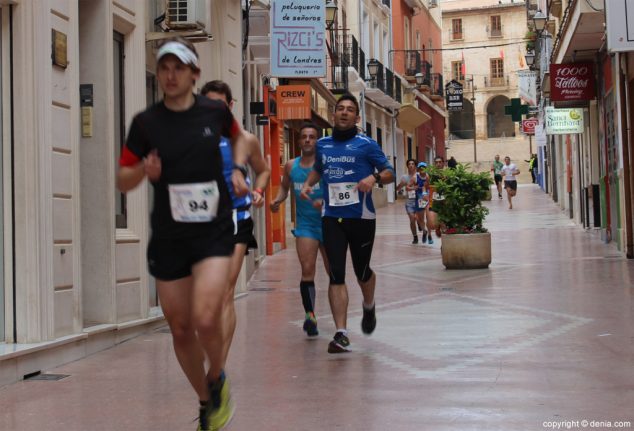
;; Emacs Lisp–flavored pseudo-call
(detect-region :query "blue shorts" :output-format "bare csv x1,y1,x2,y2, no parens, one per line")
292,225,323,242
405,199,423,214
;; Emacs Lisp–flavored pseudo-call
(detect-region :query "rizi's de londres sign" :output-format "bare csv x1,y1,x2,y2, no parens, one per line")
545,107,584,135
445,80,464,112
270,0,326,78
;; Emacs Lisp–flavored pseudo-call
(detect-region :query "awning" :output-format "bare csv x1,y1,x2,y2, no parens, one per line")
397,103,431,133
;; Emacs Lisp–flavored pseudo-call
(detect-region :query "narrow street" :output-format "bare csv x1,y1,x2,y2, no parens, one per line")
1,185,632,431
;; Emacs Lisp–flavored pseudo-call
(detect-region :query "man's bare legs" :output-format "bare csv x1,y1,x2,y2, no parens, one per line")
157,277,208,401
190,257,232,384
506,186,516,209
328,283,349,331
219,243,248,368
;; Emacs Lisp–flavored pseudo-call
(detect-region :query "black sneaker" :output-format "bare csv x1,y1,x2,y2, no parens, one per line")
412,236,418,244
422,231,428,244
327,332,350,353
303,313,319,336
361,304,376,334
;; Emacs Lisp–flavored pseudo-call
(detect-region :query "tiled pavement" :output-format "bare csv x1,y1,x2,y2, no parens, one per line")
1,185,633,431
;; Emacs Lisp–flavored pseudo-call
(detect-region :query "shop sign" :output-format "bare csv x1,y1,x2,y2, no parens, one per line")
521,118,538,135
518,70,537,106
276,85,311,120
550,63,596,102
445,80,463,112
606,1,634,52
545,107,584,135
270,0,326,78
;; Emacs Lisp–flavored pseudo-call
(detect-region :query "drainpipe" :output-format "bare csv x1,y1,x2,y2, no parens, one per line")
359,0,367,129
619,53,634,257
389,1,397,200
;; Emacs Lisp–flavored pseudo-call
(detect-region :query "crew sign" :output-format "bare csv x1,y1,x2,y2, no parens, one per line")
445,80,464,111
270,0,326,78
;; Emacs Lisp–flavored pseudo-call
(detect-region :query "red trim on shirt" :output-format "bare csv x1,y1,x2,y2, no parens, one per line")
119,146,141,167
229,119,240,139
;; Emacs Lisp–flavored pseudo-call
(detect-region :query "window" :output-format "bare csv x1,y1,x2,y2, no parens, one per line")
490,58,504,86
404,17,411,50
114,31,126,229
451,19,463,40
490,16,502,37
366,122,372,138
452,61,465,81
376,127,383,150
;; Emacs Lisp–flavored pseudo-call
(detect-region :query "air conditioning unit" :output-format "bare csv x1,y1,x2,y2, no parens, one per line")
165,0,208,31
429,0,438,8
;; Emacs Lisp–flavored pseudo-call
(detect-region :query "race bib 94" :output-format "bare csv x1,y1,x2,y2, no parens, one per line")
168,181,219,223
328,182,359,207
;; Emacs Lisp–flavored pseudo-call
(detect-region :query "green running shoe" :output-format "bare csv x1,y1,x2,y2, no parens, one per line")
209,373,234,430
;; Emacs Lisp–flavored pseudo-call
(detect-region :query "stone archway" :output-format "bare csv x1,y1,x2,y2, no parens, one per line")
448,98,474,139
486,95,515,138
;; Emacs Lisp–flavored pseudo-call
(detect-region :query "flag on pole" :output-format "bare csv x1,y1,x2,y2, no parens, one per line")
500,48,505,60
461,51,466,77
518,47,525,68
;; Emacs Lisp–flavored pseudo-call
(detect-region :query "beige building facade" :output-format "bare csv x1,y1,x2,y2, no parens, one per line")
442,0,533,177
0,0,251,387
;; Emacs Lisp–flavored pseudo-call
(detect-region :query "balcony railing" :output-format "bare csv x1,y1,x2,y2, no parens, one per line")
419,60,432,86
337,34,366,82
385,68,394,99
369,60,386,93
382,0,390,7
430,73,443,98
405,51,421,76
484,76,510,87
395,79,402,103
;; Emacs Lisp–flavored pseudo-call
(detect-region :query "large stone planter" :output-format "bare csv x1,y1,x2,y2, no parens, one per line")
441,232,491,269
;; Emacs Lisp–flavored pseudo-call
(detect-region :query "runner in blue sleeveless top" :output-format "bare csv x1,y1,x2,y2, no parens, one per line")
271,123,329,336
202,81,270,405
414,162,433,244
301,94,395,354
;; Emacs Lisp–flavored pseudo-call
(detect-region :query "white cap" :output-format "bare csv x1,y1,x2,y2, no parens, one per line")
156,41,199,68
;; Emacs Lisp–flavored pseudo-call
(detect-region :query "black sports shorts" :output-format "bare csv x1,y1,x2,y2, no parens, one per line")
494,174,502,184
147,222,234,281
504,180,518,191
322,216,376,285
235,217,258,254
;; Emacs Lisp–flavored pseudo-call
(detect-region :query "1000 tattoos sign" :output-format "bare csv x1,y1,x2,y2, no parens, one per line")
550,63,596,102
270,1,326,78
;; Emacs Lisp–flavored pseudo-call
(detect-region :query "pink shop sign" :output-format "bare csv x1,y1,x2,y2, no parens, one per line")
550,63,596,102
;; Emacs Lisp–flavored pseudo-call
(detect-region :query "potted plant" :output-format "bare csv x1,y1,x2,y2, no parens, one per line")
429,163,493,269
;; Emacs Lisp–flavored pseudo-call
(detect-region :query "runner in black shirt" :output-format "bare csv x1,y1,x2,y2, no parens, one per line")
117,37,247,431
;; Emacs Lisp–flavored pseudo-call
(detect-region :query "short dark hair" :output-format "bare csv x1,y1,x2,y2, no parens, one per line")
335,93,360,115
299,122,320,136
200,80,233,104
434,156,444,162
406,158,417,165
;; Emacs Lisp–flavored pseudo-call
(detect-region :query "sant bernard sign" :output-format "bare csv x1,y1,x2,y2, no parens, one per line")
550,63,596,103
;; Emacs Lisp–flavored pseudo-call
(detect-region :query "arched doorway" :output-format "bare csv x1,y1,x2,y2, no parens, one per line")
448,98,474,139
486,95,515,138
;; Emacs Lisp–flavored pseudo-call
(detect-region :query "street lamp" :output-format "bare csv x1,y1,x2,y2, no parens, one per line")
415,72,424,87
367,58,379,81
325,1,337,30
525,50,535,67
533,10,548,33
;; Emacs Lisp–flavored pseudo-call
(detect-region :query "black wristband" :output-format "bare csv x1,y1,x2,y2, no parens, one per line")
373,172,381,184
233,164,248,177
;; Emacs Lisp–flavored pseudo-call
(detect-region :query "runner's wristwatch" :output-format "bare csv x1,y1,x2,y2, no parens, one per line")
373,172,381,184
233,163,248,177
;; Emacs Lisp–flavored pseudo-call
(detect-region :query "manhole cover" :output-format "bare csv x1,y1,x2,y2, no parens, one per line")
24,372,70,381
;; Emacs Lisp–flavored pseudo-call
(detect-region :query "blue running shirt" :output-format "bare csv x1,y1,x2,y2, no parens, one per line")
220,138,252,221
290,157,323,231
314,134,393,219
